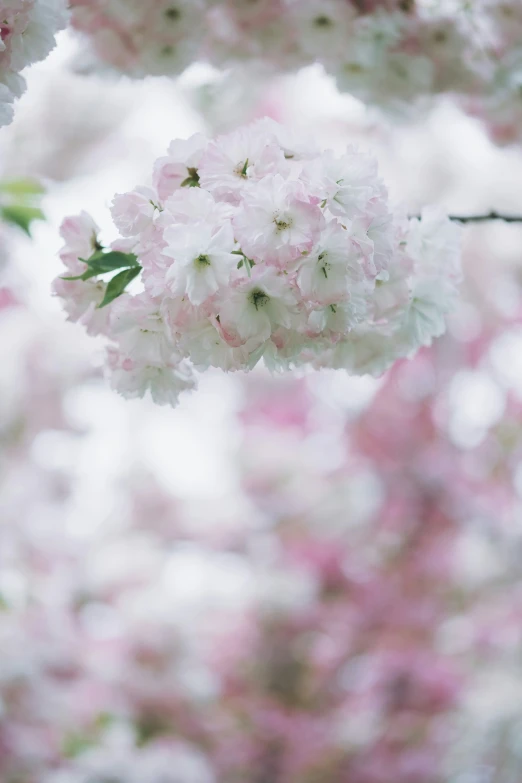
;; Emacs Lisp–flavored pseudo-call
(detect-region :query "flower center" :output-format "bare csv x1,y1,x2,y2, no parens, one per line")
234,159,249,179
248,288,270,311
194,254,211,269
274,213,293,232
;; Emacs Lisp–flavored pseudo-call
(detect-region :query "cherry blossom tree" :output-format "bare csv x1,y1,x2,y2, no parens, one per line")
1,3,522,782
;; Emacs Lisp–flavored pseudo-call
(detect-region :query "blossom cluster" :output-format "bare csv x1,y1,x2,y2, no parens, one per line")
53,119,461,407
0,0,67,127
68,0,522,145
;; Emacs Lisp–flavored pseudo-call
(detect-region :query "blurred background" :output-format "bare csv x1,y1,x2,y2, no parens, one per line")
2,25,522,783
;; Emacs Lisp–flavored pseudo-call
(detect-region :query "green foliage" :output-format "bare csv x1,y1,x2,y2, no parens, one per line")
0,177,46,235
62,250,140,281
180,166,200,188
0,204,45,235
61,248,143,308
0,178,46,197
98,265,142,309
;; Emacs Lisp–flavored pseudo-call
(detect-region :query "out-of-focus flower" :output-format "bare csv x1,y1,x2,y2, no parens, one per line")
0,0,67,127
68,0,522,145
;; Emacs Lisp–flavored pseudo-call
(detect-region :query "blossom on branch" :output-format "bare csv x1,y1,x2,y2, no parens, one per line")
54,119,462,407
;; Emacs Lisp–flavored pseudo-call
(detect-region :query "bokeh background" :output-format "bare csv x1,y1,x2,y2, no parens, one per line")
2,26,522,783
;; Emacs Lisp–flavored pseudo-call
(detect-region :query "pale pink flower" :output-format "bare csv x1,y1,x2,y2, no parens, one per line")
52,276,110,336
162,188,233,226
162,221,237,306
111,187,158,238
59,212,101,272
107,347,196,407
233,174,324,267
218,266,298,346
109,293,176,366
0,0,66,128
152,133,208,202
179,319,249,372
198,124,287,204
305,147,385,220
296,221,366,305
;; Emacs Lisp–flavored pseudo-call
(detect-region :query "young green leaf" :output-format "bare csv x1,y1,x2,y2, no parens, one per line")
97,265,142,309
180,167,200,188
61,251,141,283
1,205,45,235
80,250,140,273
0,178,46,197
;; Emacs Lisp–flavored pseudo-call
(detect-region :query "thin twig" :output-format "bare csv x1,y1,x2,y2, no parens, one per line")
448,212,522,224
410,212,522,224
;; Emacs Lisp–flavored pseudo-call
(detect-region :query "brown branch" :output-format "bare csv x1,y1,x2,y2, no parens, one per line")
409,212,522,224
447,212,522,224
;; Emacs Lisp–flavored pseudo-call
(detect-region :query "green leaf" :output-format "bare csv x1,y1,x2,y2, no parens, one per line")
80,249,105,263
98,265,141,309
1,205,45,235
180,166,200,188
62,251,140,283
0,178,45,197
81,250,140,273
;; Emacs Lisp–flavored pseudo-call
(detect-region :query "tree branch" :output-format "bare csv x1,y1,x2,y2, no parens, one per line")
447,212,522,224
409,212,522,223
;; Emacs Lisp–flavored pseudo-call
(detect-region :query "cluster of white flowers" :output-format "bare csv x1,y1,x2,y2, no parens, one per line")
53,119,462,407
0,0,67,127
68,0,522,143
67,0,460,89
462,1,522,145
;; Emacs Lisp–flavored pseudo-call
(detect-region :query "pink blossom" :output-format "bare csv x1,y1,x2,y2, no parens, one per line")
0,0,67,127
152,133,208,202
232,174,324,267
111,187,157,238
